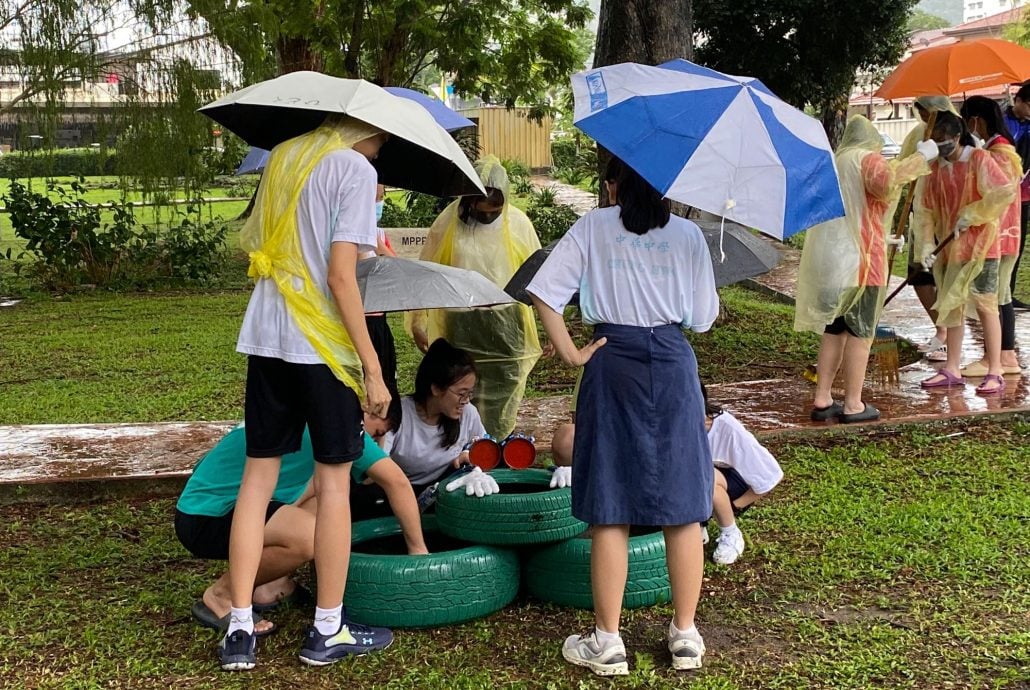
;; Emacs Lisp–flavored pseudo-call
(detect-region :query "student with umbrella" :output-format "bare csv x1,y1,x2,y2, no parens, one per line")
795,116,937,423
527,156,719,676
224,116,395,671
408,156,544,439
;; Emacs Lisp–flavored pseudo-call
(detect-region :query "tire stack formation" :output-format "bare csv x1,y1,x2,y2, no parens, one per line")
346,468,672,628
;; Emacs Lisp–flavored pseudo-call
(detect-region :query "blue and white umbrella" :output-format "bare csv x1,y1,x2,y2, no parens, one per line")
572,59,844,240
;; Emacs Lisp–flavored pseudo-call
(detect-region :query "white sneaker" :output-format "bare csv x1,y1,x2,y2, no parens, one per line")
918,336,945,353
668,626,706,670
562,631,629,676
712,528,745,565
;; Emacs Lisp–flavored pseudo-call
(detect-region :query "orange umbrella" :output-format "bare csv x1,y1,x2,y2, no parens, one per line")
875,38,1030,99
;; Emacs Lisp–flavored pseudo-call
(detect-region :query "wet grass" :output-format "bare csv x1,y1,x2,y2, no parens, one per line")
0,417,1026,688
0,284,814,424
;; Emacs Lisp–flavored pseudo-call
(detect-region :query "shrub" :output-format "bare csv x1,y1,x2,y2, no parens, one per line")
0,148,118,177
526,188,580,245
3,179,228,290
501,158,534,194
379,191,448,228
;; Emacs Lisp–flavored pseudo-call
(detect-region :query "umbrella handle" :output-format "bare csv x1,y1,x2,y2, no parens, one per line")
886,111,938,270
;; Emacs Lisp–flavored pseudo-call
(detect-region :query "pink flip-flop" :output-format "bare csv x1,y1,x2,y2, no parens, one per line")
975,374,1005,396
921,369,965,389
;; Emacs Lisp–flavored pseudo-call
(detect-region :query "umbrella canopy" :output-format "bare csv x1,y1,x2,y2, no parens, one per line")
357,256,515,313
875,38,1030,99
235,86,475,176
504,220,779,305
201,71,484,197
571,59,844,240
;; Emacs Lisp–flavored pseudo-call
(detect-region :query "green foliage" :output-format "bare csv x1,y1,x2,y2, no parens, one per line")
3,179,229,290
0,148,119,177
379,191,447,228
907,8,951,31
171,0,591,110
694,0,918,136
501,158,534,194
526,188,579,245
550,136,597,187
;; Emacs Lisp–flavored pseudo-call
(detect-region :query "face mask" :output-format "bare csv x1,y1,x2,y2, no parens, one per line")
375,200,385,222
469,208,502,225
937,140,957,159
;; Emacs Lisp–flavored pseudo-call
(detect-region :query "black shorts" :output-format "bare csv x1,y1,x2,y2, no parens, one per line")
365,314,397,391
716,467,751,517
244,356,364,464
174,502,286,560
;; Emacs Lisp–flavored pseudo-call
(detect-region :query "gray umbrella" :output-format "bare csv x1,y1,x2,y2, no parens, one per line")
504,219,780,305
358,257,515,313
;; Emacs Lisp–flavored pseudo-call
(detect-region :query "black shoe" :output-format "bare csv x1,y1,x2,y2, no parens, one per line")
839,403,881,424
218,629,257,671
810,402,844,421
1011,299,1030,311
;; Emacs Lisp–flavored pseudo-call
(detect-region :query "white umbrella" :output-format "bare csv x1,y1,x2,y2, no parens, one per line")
357,256,514,313
200,71,485,197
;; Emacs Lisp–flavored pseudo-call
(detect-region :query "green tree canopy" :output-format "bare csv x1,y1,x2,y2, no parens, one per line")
171,0,592,109
907,9,951,31
693,0,918,145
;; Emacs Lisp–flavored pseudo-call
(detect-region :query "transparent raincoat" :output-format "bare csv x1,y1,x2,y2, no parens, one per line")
408,156,542,437
913,145,1015,326
795,116,930,338
899,96,959,159
983,135,1023,258
241,116,383,400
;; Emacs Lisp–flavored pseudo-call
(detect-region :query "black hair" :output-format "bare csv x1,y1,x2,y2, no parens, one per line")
413,339,477,448
604,156,670,235
931,110,976,148
1015,82,1030,103
699,381,723,418
960,96,1016,144
458,187,505,224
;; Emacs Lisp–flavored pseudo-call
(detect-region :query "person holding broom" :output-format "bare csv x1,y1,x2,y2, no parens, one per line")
795,116,937,423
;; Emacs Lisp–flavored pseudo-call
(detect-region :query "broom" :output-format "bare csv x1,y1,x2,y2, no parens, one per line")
870,111,940,388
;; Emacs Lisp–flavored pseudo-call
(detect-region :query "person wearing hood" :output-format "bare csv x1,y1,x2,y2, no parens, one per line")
899,96,960,359
408,156,544,439
796,115,937,423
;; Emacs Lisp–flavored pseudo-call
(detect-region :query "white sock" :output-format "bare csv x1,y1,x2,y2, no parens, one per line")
720,523,741,538
669,620,698,638
314,605,343,636
227,606,254,636
593,625,621,644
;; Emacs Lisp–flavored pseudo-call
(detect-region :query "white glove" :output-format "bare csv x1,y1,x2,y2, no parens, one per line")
915,139,939,162
953,217,971,239
549,466,572,489
886,235,905,253
445,466,500,498
921,252,938,270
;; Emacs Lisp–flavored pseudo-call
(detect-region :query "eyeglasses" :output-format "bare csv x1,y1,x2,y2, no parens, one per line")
448,387,475,403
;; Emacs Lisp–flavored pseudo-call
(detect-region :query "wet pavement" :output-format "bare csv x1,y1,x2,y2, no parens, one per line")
3,234,1028,500
530,176,597,216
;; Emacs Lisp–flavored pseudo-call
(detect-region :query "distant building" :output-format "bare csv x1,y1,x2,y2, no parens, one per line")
964,0,1027,23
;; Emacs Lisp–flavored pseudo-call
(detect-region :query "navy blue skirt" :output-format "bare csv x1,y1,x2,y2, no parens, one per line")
572,323,713,525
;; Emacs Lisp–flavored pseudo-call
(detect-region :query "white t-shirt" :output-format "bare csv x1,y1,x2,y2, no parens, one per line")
526,206,719,330
382,396,487,485
237,149,379,363
707,412,783,495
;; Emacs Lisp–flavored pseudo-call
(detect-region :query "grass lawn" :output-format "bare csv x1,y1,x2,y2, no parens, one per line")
0,417,1026,688
0,285,819,425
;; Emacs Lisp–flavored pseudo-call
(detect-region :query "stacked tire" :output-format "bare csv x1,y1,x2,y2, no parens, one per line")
346,468,671,628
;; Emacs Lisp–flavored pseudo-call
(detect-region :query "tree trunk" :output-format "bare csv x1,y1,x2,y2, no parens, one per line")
343,0,365,78
593,0,693,208
819,92,850,150
276,36,324,73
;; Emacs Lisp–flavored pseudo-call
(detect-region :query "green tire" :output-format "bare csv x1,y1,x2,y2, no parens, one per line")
344,515,519,628
435,468,587,546
526,529,671,609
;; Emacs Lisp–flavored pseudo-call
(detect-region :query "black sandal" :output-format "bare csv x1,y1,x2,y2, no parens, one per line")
838,403,880,424
810,401,844,421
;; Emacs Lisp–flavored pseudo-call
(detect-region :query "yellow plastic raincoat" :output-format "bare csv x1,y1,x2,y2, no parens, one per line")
241,116,383,400
408,156,542,437
795,116,930,338
913,144,1015,326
